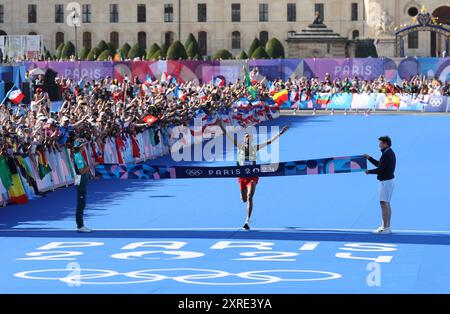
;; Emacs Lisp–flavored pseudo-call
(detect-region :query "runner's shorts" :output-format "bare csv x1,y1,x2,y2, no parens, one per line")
238,177,259,190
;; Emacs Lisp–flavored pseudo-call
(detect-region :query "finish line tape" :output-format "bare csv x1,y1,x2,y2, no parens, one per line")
95,155,367,180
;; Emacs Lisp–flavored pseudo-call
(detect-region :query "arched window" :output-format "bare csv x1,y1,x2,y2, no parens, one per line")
28,32,37,35
110,31,119,50
165,31,174,46
198,31,207,55
82,32,92,50
138,31,147,49
352,30,359,39
231,31,240,49
259,31,268,47
55,32,64,49
0,30,7,36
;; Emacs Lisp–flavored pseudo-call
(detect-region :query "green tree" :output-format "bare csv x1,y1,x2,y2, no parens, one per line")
146,43,161,60
251,46,269,59
150,49,164,60
86,47,100,61
186,42,200,59
44,50,52,60
238,50,249,60
166,41,188,60
96,40,109,53
127,43,145,59
212,49,232,60
265,38,285,59
61,41,75,59
247,38,262,58
55,43,65,59
78,47,89,60
97,49,111,61
119,43,131,59
107,41,116,52
184,33,197,49
161,42,170,55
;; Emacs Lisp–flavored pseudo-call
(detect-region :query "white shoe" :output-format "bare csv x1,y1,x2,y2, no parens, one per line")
373,226,391,234
77,226,92,233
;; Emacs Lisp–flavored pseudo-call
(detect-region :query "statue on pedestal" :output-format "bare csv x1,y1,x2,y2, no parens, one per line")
312,11,323,25
375,11,394,37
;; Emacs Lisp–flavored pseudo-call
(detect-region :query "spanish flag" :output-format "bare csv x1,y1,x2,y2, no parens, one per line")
272,90,288,106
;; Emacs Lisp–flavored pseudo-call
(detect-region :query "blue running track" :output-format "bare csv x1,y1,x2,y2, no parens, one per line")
1,114,450,293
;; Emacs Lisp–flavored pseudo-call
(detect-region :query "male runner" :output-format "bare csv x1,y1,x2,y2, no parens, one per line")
218,120,289,230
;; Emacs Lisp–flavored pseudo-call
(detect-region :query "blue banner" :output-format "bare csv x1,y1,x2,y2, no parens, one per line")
95,156,368,180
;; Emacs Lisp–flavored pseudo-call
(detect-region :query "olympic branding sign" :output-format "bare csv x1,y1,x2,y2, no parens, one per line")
15,268,342,285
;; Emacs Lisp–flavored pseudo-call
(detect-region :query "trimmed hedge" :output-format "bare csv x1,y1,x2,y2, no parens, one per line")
266,38,285,59
251,46,269,59
127,43,145,60
212,49,232,60
61,41,75,59
97,49,111,61
238,50,248,60
247,38,262,58
166,41,188,60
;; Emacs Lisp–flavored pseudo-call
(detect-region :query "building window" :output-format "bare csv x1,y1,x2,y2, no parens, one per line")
0,5,4,23
231,31,240,49
110,4,119,23
231,3,240,22
164,4,174,23
82,4,91,23
138,31,147,49
198,31,207,55
110,32,119,50
55,4,64,23
259,31,268,47
137,4,146,23
165,31,174,46
351,3,358,21
259,3,268,22
408,31,419,49
28,4,37,23
198,3,207,22
287,3,296,22
83,32,92,50
55,32,64,49
315,3,324,21
352,30,359,39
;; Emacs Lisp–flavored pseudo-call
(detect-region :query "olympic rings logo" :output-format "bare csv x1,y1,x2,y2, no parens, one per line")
15,268,342,286
186,169,203,176
429,98,442,107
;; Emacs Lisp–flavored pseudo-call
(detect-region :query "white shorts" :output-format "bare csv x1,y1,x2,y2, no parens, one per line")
379,179,395,203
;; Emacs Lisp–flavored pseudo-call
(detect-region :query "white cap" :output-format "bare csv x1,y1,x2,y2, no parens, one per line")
61,116,70,122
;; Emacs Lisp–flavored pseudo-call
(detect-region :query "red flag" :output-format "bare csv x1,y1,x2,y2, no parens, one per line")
143,115,158,125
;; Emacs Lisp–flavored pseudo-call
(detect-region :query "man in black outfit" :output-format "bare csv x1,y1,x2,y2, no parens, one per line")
363,136,396,234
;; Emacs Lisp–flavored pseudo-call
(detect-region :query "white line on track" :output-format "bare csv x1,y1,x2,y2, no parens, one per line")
0,227,449,234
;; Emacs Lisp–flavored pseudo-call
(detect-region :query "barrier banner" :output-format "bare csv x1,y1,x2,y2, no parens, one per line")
326,93,352,110
424,95,448,112
95,155,367,180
